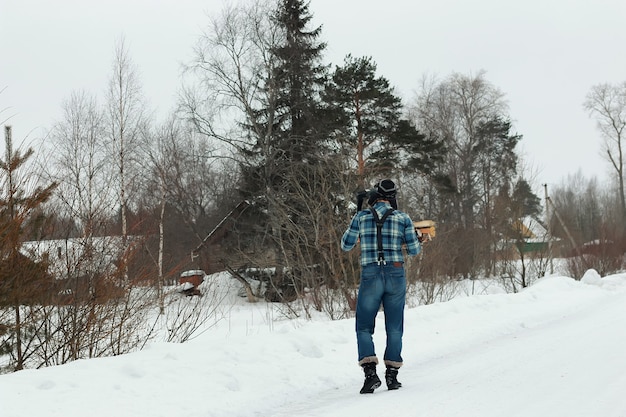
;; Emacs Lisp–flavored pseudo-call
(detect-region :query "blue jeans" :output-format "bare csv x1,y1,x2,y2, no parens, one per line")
355,262,406,366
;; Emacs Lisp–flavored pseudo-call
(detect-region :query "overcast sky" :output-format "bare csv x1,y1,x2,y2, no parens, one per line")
3,0,626,190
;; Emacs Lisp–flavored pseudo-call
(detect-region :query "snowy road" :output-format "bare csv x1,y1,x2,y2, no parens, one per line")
2,273,626,417
272,275,626,417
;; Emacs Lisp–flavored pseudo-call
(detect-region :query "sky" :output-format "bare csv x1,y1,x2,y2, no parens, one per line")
3,0,626,189
1,269,626,416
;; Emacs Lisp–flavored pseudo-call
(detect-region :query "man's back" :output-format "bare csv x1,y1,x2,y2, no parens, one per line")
341,201,420,266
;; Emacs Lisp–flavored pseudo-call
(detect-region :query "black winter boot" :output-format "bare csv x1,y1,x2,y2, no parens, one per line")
385,366,402,390
359,362,381,394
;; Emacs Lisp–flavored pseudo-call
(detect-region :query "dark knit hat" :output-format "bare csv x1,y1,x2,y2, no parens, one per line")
367,179,398,207
375,179,397,199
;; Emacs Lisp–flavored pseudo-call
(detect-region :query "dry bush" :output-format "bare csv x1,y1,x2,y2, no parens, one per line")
162,277,232,343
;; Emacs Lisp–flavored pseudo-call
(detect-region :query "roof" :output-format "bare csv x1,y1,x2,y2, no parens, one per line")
513,216,550,243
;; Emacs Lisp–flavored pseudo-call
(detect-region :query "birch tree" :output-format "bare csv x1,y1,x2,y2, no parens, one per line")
584,82,626,234
106,37,146,282
412,71,511,227
182,0,280,156
411,71,523,277
48,90,115,238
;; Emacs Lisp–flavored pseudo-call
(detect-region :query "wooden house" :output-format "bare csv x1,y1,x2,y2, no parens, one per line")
510,216,553,254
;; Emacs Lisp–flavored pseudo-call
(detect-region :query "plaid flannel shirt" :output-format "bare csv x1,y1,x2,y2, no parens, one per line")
341,201,421,266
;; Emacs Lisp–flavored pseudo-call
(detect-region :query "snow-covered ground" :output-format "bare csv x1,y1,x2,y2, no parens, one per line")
2,269,626,417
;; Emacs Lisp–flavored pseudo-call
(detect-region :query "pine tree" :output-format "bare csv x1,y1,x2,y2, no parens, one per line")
238,0,329,198
323,55,442,185
0,126,57,370
270,0,328,163
231,0,336,301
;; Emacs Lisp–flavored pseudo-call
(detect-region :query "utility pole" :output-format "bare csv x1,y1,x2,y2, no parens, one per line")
544,184,580,262
543,184,554,274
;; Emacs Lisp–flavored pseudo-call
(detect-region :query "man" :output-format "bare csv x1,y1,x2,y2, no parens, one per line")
341,179,421,394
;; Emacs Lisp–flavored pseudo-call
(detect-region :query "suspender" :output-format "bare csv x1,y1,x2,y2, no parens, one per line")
369,207,394,264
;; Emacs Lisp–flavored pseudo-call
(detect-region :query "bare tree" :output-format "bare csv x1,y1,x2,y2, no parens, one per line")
584,82,626,234
412,71,510,227
139,117,216,311
106,37,147,283
181,0,281,161
410,71,522,277
46,90,116,238
267,157,359,317
551,172,624,277
180,0,286,293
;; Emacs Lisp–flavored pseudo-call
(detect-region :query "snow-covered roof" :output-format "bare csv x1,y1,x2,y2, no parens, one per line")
515,216,550,243
180,270,206,278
